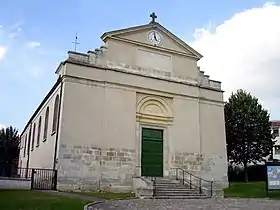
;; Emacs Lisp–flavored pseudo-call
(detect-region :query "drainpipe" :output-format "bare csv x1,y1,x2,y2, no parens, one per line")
52,76,63,171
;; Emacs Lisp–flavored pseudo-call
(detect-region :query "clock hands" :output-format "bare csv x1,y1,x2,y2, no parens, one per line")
153,32,158,41
148,31,161,45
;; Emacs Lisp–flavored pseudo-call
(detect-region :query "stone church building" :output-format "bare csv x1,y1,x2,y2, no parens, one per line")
18,14,228,195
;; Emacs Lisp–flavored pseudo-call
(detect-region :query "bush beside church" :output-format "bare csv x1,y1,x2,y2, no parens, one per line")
228,164,266,182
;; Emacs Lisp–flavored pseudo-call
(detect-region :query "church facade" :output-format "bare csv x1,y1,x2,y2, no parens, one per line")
18,15,228,195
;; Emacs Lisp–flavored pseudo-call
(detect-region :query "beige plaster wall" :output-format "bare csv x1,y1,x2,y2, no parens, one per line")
64,63,200,100
105,40,136,66
58,80,104,147
57,78,137,191
117,28,187,53
59,78,136,149
19,85,61,171
105,36,198,80
170,97,200,153
199,99,228,187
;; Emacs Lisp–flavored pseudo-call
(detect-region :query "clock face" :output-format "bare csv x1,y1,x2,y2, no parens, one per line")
148,31,162,46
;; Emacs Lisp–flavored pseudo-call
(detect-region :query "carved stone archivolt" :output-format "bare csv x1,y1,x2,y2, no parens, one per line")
136,96,173,125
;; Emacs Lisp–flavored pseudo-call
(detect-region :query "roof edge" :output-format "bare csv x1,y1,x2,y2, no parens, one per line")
20,77,62,137
55,61,66,74
100,23,151,41
100,22,203,60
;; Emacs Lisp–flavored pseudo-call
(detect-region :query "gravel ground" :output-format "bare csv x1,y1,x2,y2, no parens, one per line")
92,198,280,210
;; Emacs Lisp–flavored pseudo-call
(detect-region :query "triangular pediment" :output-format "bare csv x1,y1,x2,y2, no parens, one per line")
100,22,203,60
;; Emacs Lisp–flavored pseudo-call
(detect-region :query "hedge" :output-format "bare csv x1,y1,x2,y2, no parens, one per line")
228,164,266,182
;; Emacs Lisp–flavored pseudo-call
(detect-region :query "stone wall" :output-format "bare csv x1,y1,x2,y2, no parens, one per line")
171,151,204,173
57,144,228,194
57,144,135,192
200,155,229,191
170,151,228,196
0,177,31,189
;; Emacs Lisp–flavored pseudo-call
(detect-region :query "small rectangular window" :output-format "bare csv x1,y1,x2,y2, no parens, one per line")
275,145,280,155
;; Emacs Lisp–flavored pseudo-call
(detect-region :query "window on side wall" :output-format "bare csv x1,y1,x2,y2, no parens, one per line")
27,126,32,155
43,107,49,142
37,116,41,147
20,137,23,149
52,95,60,134
31,123,36,151
23,134,27,157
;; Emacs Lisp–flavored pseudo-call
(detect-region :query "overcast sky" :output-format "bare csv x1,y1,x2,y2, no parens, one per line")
0,0,280,131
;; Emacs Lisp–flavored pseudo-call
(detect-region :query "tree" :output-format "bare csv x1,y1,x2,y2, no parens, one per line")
225,89,274,182
0,126,20,177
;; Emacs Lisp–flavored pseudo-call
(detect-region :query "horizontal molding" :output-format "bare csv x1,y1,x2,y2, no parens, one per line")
62,74,224,106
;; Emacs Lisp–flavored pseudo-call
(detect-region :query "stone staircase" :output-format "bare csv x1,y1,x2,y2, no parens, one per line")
153,178,211,199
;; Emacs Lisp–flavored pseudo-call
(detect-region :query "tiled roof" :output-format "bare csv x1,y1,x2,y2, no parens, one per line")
271,121,280,127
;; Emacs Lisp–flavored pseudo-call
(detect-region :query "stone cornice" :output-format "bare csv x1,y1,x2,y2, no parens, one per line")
64,59,224,93
62,74,225,106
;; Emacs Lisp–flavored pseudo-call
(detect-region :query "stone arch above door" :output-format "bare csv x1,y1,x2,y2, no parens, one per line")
136,96,174,125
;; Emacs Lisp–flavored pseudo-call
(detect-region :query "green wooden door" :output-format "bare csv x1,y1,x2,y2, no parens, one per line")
141,127,163,177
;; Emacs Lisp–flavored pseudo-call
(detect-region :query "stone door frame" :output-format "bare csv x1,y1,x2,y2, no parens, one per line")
135,122,170,177
135,95,173,177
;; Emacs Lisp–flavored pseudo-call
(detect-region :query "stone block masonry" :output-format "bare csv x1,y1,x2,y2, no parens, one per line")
0,177,31,189
57,144,227,195
170,151,228,196
57,144,136,192
171,151,204,173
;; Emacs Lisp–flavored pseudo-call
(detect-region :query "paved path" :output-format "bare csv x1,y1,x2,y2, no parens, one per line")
92,198,280,210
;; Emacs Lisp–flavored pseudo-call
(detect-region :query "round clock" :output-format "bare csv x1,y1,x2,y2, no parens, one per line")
148,30,162,46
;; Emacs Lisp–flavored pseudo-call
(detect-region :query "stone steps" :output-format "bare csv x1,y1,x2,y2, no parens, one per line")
155,192,204,196
153,178,208,199
155,188,198,192
155,184,195,189
154,181,184,184
155,184,192,188
155,188,203,196
154,195,211,199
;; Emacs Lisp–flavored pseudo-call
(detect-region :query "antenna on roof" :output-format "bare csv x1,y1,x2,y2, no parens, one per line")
72,33,80,52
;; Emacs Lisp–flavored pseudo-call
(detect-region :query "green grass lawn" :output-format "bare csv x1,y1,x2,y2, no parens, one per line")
224,182,280,199
69,191,135,200
0,189,90,210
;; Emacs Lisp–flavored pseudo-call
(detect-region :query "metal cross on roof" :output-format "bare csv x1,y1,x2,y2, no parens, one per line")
150,12,157,23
